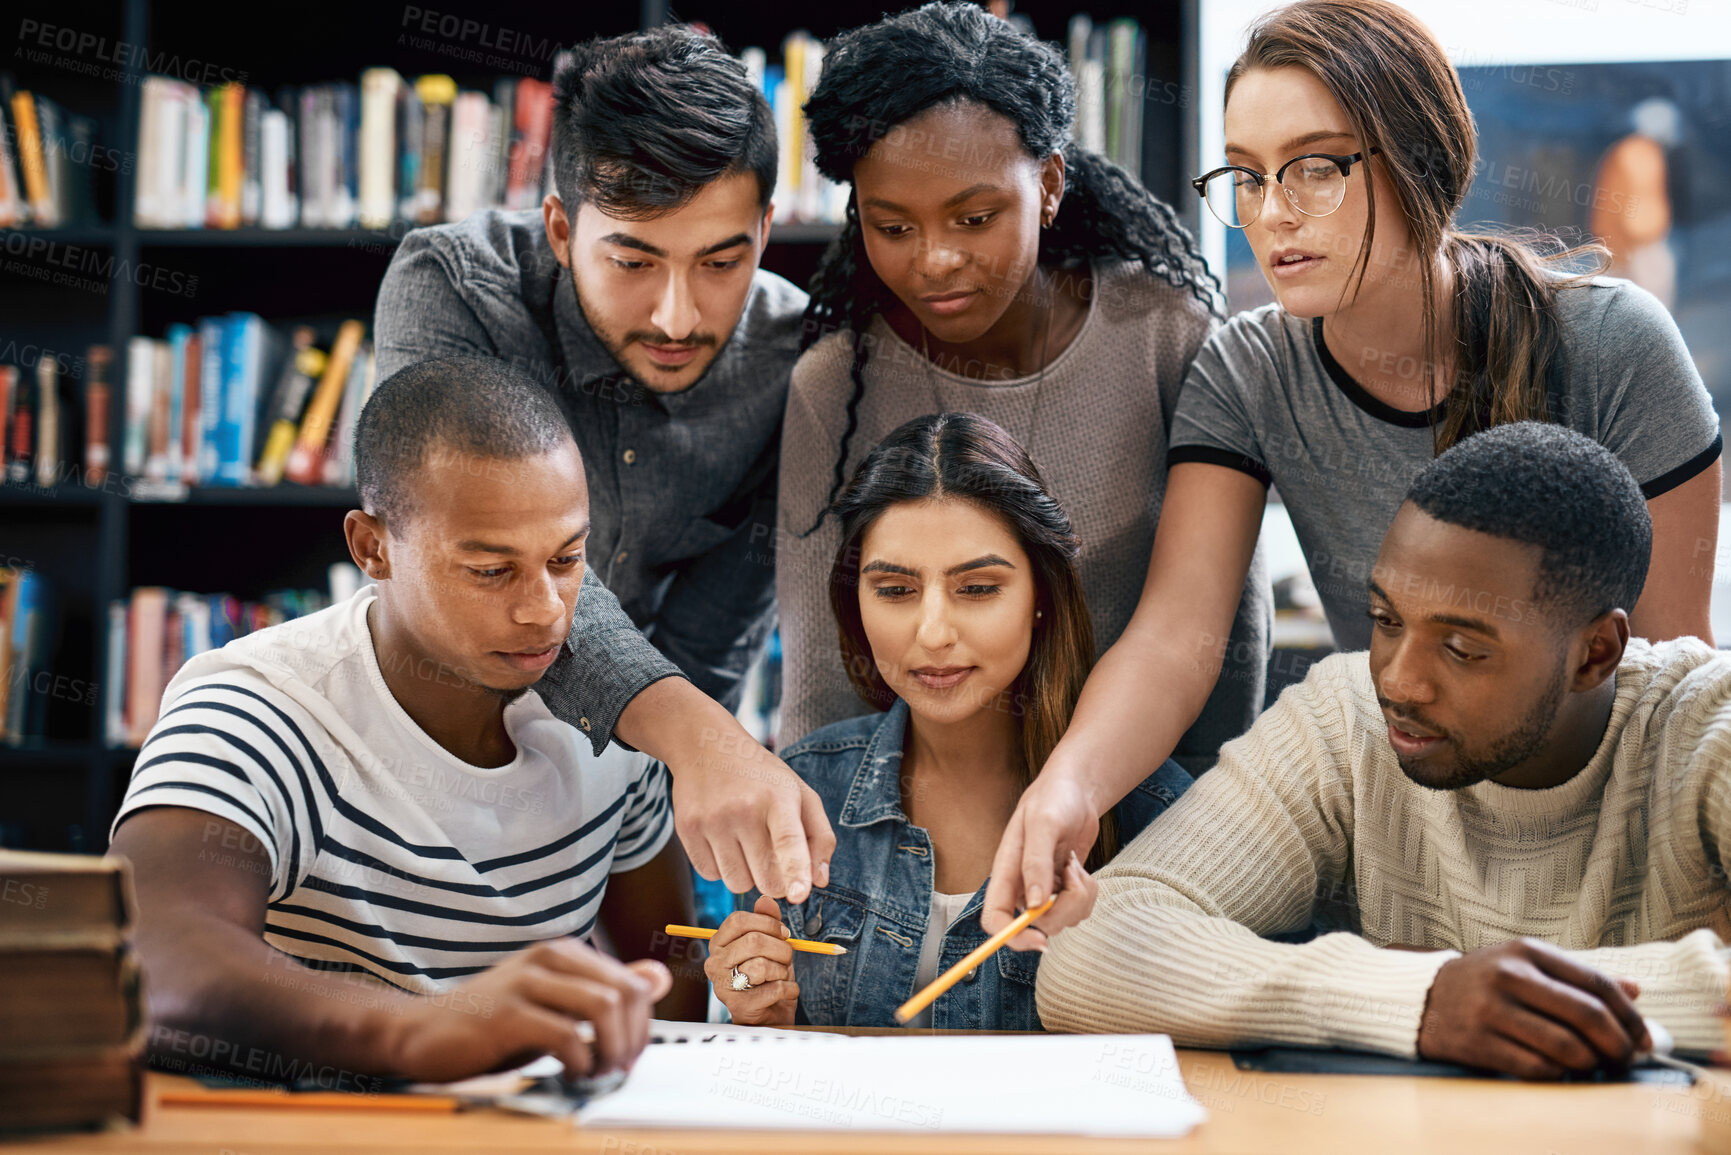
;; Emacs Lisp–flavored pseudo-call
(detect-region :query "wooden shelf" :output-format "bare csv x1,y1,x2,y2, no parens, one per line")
135,223,842,247
0,226,117,248
0,482,112,507
131,485,359,507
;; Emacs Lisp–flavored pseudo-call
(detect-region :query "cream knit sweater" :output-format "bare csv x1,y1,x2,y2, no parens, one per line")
1037,638,1731,1055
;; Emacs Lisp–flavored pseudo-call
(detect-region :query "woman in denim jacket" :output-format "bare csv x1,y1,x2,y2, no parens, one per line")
705,414,1192,1029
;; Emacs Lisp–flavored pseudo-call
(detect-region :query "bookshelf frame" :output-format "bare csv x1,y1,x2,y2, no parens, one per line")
0,0,1197,851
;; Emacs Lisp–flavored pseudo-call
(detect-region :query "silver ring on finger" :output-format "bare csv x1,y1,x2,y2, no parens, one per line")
730,965,753,991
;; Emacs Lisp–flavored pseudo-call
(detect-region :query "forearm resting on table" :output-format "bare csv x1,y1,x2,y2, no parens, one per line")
149,916,419,1081
1038,888,1454,1058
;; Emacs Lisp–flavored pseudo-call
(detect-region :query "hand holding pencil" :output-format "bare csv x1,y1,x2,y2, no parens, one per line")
896,852,1096,1024
702,896,806,1027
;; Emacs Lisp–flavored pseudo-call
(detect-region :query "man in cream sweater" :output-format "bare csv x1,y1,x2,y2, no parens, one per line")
1038,422,1731,1079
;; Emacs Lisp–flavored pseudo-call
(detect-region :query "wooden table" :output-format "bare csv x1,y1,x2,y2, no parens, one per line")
4,1050,1721,1154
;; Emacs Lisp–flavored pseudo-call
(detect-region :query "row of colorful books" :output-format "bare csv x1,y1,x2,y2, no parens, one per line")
109,565,362,748
134,71,557,230
1,349,108,491
124,317,372,491
0,567,55,746
131,29,857,233
1,318,372,493
1067,15,1150,180
741,32,848,227
0,73,101,229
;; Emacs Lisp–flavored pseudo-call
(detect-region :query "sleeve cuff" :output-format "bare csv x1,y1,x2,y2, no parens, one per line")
1305,938,1459,1058
542,662,685,758
1641,432,1722,499
1168,444,1273,488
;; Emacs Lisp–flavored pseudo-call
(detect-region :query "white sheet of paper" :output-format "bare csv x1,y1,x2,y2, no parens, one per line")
648,1018,845,1044
576,1033,1206,1137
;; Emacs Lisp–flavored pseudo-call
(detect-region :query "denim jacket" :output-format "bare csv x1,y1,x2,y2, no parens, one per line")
752,699,1191,1030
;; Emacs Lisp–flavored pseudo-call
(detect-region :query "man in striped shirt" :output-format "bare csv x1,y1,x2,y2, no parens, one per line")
112,356,701,1084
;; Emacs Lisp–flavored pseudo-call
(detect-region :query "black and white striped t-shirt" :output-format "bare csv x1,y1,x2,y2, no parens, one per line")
112,587,673,994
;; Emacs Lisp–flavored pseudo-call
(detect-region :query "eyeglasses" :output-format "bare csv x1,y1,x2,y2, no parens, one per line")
1191,149,1379,229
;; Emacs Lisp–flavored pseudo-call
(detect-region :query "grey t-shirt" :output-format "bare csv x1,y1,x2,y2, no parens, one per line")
1169,277,1721,651
779,259,1273,774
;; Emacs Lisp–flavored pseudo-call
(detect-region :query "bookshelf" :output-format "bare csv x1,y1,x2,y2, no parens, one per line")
0,0,1196,851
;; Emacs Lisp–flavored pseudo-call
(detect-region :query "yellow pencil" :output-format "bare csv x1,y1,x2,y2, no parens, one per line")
664,923,848,956
158,1087,461,1112
893,896,1057,1024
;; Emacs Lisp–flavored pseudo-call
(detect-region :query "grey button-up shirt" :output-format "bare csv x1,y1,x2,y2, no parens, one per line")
374,209,808,752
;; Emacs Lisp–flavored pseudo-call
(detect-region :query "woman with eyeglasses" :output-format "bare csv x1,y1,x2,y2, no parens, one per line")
983,0,1720,951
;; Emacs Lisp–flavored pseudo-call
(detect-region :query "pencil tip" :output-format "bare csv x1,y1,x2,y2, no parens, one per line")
833,945,848,955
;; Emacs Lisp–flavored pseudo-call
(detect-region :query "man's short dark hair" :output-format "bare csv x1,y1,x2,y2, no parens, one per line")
551,26,776,220
354,356,575,529
1405,421,1653,625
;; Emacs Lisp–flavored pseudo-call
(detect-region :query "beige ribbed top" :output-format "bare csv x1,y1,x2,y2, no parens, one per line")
1036,638,1731,1055
776,260,1272,770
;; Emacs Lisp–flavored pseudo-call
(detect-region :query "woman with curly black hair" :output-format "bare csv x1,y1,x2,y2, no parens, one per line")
775,3,1273,790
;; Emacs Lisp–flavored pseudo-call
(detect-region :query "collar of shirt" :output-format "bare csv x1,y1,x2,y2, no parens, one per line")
837,699,916,829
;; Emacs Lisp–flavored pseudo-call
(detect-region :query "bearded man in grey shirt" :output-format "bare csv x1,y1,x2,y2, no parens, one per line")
373,27,834,903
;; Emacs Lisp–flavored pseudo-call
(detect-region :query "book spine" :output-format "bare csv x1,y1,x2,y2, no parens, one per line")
203,87,223,228
34,95,65,227
241,87,262,226
335,82,358,228
84,345,112,488
0,366,12,477
214,315,253,485
397,84,423,223
163,326,190,484
10,92,50,225
321,340,370,486
254,327,319,487
4,572,38,742
196,318,225,484
298,87,317,226
181,91,208,228
284,319,363,486
489,78,514,209
104,600,127,747
179,333,201,482
6,360,32,483
32,356,57,489
124,588,167,747
218,83,243,228
414,76,454,224
121,337,154,478
144,342,171,482
0,84,26,227
359,70,399,229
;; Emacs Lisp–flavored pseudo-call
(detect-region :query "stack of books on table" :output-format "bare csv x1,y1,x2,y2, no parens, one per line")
0,850,144,1134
